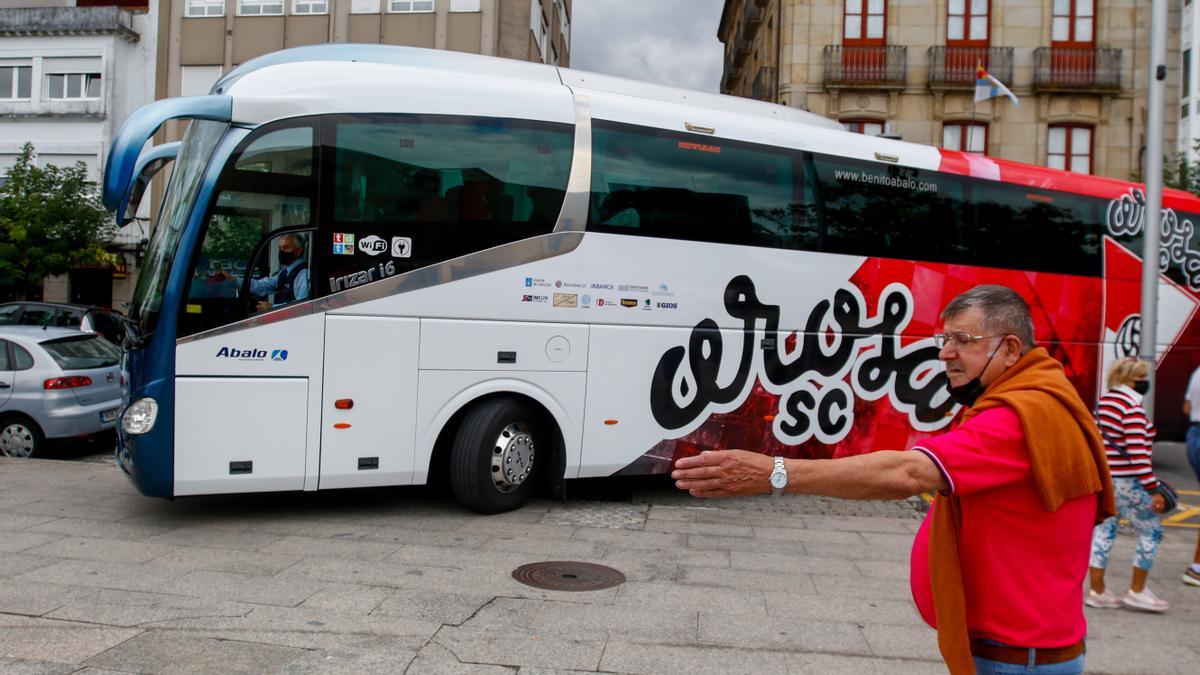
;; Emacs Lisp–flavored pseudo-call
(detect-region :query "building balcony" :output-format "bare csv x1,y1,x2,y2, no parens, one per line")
1033,47,1121,93
928,46,1013,90
0,6,139,42
722,65,742,93
740,3,765,41
823,45,907,89
733,38,753,67
751,65,777,102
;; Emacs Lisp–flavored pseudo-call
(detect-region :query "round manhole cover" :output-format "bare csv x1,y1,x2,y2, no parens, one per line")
512,561,626,592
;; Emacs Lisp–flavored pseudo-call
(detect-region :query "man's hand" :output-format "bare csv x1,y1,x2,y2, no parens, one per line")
255,300,271,313
1150,492,1167,513
672,450,775,498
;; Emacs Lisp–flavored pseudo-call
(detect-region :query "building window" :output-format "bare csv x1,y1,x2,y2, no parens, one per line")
557,0,570,50
530,0,548,61
388,0,435,12
351,0,380,12
293,0,328,14
1051,0,1094,45
1185,49,1192,99
239,0,284,15
1047,125,1092,174
844,0,885,42
942,122,987,154
46,72,102,100
842,119,885,135
0,65,32,99
450,0,480,11
947,0,988,43
186,0,224,17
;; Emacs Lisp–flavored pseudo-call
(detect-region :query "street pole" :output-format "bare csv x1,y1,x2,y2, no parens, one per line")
1140,0,1168,417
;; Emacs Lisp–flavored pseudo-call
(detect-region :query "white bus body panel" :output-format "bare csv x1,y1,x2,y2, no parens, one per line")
229,61,575,126
319,316,420,489
175,313,326,493
413,371,586,483
174,377,308,495
578,88,943,173
418,319,588,372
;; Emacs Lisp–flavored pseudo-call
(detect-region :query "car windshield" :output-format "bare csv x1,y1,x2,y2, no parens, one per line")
40,335,121,370
130,119,229,337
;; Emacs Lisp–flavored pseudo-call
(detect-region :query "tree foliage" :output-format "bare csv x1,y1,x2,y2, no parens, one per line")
0,143,116,299
1164,145,1200,196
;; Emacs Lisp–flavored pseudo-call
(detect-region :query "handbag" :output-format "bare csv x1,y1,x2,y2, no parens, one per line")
1098,427,1178,513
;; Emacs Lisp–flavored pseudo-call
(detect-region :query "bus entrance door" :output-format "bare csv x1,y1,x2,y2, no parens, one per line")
318,315,420,489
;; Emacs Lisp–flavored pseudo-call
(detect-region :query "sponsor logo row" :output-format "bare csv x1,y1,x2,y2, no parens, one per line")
522,292,678,310
333,233,412,258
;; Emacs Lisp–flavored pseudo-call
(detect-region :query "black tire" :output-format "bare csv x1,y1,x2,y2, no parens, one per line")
0,414,45,459
450,397,546,514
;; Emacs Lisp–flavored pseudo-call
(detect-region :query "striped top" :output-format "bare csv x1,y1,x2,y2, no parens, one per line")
1094,385,1159,490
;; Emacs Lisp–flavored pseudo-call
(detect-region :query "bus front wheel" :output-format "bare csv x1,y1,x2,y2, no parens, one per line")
449,397,543,514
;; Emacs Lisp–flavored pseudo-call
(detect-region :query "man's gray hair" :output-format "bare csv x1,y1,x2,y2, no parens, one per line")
280,233,307,251
941,285,1035,352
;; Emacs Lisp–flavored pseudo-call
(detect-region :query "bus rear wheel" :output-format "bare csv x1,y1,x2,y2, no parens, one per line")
449,397,542,514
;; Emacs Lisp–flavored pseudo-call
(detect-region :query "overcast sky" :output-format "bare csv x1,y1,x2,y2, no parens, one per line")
570,0,726,93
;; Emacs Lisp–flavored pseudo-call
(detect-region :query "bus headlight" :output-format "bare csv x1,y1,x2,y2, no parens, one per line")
121,398,159,435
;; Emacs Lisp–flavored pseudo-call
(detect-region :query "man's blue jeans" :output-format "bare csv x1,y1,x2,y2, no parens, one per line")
1187,424,1200,482
973,654,1085,674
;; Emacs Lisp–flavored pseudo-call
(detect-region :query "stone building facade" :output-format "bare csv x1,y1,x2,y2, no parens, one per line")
157,0,570,103
719,0,1179,181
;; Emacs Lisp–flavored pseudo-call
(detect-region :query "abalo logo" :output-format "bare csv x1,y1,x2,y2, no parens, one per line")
215,347,288,362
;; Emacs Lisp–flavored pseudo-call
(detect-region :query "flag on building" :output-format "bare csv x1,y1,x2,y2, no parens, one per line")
974,63,1018,106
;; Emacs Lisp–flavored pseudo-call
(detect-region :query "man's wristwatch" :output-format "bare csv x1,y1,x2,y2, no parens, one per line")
769,456,788,496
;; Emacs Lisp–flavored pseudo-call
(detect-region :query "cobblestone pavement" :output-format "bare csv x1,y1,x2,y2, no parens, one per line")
0,456,1198,674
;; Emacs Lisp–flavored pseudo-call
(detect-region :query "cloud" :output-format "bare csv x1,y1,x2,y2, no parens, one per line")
570,0,726,93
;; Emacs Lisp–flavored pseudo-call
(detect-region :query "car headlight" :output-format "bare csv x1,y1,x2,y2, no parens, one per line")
121,397,158,435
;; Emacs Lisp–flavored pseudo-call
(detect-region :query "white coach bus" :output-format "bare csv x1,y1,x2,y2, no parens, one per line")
100,44,1200,513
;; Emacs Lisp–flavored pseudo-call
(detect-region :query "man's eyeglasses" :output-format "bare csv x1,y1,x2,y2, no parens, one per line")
933,332,1006,349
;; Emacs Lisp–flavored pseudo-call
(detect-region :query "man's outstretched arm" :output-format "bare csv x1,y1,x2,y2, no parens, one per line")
672,449,948,500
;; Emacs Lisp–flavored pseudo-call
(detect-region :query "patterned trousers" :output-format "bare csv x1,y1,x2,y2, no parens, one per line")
1090,476,1163,572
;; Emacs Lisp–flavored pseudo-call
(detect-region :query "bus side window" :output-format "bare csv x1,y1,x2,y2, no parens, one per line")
586,121,815,251
321,114,573,286
177,121,318,338
965,181,1102,277
809,153,967,265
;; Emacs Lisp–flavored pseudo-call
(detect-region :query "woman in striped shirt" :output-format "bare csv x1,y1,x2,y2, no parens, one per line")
1086,358,1169,612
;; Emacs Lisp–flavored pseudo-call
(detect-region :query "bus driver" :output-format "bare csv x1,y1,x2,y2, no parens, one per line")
214,233,309,312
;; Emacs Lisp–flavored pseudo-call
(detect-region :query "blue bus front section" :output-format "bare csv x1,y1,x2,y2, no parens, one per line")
114,127,248,499
102,95,231,213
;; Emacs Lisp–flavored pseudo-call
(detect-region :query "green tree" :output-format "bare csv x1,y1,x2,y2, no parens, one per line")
0,143,116,299
1163,144,1200,196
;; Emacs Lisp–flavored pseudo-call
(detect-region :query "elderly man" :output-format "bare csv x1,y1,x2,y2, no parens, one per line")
249,233,309,311
673,285,1115,675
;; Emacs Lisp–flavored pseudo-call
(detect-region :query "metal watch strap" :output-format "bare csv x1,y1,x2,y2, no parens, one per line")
772,456,786,496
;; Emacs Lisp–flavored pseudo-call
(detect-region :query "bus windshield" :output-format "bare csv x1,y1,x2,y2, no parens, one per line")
129,119,228,337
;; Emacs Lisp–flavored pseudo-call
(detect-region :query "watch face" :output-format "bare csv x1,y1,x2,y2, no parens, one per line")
770,471,787,489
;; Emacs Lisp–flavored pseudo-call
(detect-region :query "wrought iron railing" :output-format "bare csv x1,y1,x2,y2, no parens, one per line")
1033,47,1121,92
822,45,907,88
928,46,1014,89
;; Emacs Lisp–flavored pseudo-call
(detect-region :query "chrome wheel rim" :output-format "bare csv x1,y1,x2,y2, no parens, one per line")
490,422,534,493
0,423,35,458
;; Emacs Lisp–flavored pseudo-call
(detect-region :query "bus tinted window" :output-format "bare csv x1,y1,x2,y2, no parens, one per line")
587,121,811,249
323,114,572,282
964,182,1102,277
808,154,971,265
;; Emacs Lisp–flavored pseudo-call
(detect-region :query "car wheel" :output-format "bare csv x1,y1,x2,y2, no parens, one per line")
0,416,44,459
449,397,545,514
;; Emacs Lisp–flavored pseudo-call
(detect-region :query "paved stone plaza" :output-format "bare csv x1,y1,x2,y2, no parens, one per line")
0,455,1198,674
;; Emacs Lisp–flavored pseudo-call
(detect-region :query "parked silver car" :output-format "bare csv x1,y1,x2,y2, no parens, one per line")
0,326,123,458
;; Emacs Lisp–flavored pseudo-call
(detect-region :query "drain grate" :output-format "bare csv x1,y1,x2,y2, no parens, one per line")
512,561,626,592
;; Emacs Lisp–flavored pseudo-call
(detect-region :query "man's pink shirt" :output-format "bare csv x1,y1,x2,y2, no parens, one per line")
909,406,1097,647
